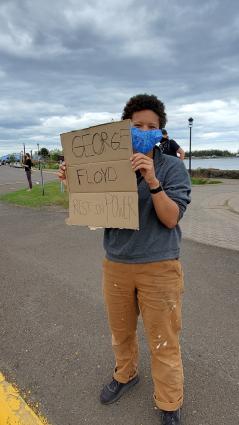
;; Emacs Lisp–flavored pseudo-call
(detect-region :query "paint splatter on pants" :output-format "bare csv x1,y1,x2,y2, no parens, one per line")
103,258,184,411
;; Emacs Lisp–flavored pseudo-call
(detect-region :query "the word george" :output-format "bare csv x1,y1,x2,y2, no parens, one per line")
72,129,130,159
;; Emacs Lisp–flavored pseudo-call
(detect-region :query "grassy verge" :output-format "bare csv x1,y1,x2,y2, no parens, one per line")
191,177,222,185
0,181,68,208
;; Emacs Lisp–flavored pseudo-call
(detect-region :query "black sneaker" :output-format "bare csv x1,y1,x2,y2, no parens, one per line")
100,375,139,405
161,409,181,425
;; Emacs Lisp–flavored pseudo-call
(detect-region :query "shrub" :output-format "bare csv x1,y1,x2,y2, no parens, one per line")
191,168,239,179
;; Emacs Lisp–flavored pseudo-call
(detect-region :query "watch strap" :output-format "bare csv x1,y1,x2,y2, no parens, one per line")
149,184,163,194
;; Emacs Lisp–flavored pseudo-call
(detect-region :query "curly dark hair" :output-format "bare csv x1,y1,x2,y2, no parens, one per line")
121,93,167,129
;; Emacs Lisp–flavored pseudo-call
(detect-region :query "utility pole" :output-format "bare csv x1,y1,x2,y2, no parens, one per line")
37,143,40,170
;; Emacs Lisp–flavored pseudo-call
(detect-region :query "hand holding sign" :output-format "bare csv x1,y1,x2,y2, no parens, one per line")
131,153,158,187
57,161,67,185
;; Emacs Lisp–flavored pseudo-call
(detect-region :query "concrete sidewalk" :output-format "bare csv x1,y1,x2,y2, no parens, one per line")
181,179,239,251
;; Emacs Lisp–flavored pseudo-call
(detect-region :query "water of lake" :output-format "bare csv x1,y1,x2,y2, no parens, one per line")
183,157,239,170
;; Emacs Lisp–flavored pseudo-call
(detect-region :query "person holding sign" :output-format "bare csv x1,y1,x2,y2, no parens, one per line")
58,94,191,425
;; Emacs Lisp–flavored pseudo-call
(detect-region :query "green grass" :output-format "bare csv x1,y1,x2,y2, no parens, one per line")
191,177,222,185
34,164,59,170
0,181,69,208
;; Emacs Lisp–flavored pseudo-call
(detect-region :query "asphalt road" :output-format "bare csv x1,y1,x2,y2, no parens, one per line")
0,165,58,194
0,201,238,425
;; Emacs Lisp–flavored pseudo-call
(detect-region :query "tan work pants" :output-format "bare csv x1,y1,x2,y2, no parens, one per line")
103,258,184,411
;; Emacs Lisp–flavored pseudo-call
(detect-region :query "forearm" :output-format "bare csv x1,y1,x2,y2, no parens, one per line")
149,179,179,228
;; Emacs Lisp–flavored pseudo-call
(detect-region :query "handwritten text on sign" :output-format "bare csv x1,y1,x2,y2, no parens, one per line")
68,192,139,229
60,120,139,229
72,129,129,158
61,120,132,164
67,160,137,193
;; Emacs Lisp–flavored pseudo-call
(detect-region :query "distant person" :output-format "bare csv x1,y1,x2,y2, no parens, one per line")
23,153,33,191
160,129,185,160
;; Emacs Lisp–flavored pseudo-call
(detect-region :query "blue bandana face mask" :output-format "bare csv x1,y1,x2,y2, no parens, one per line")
131,127,163,154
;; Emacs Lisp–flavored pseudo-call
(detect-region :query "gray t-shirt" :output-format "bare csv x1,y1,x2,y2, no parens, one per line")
104,148,191,263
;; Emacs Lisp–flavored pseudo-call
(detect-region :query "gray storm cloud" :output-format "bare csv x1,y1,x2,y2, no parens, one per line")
0,0,238,154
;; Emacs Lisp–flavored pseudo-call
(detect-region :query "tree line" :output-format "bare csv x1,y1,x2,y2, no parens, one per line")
4,148,238,164
37,148,239,159
185,149,237,158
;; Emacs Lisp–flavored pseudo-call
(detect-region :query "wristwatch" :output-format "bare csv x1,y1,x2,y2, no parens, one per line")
149,183,163,194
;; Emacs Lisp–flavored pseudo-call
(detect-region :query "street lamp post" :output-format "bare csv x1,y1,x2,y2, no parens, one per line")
37,143,40,170
23,143,26,156
188,117,194,176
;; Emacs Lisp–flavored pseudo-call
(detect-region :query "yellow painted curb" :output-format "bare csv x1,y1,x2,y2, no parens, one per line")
0,372,49,425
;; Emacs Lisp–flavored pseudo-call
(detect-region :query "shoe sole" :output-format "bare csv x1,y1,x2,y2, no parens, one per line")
100,375,139,405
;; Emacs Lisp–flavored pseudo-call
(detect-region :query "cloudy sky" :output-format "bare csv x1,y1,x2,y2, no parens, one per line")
0,0,239,157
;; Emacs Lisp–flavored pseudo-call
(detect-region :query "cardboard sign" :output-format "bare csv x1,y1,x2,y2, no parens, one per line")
60,120,139,229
